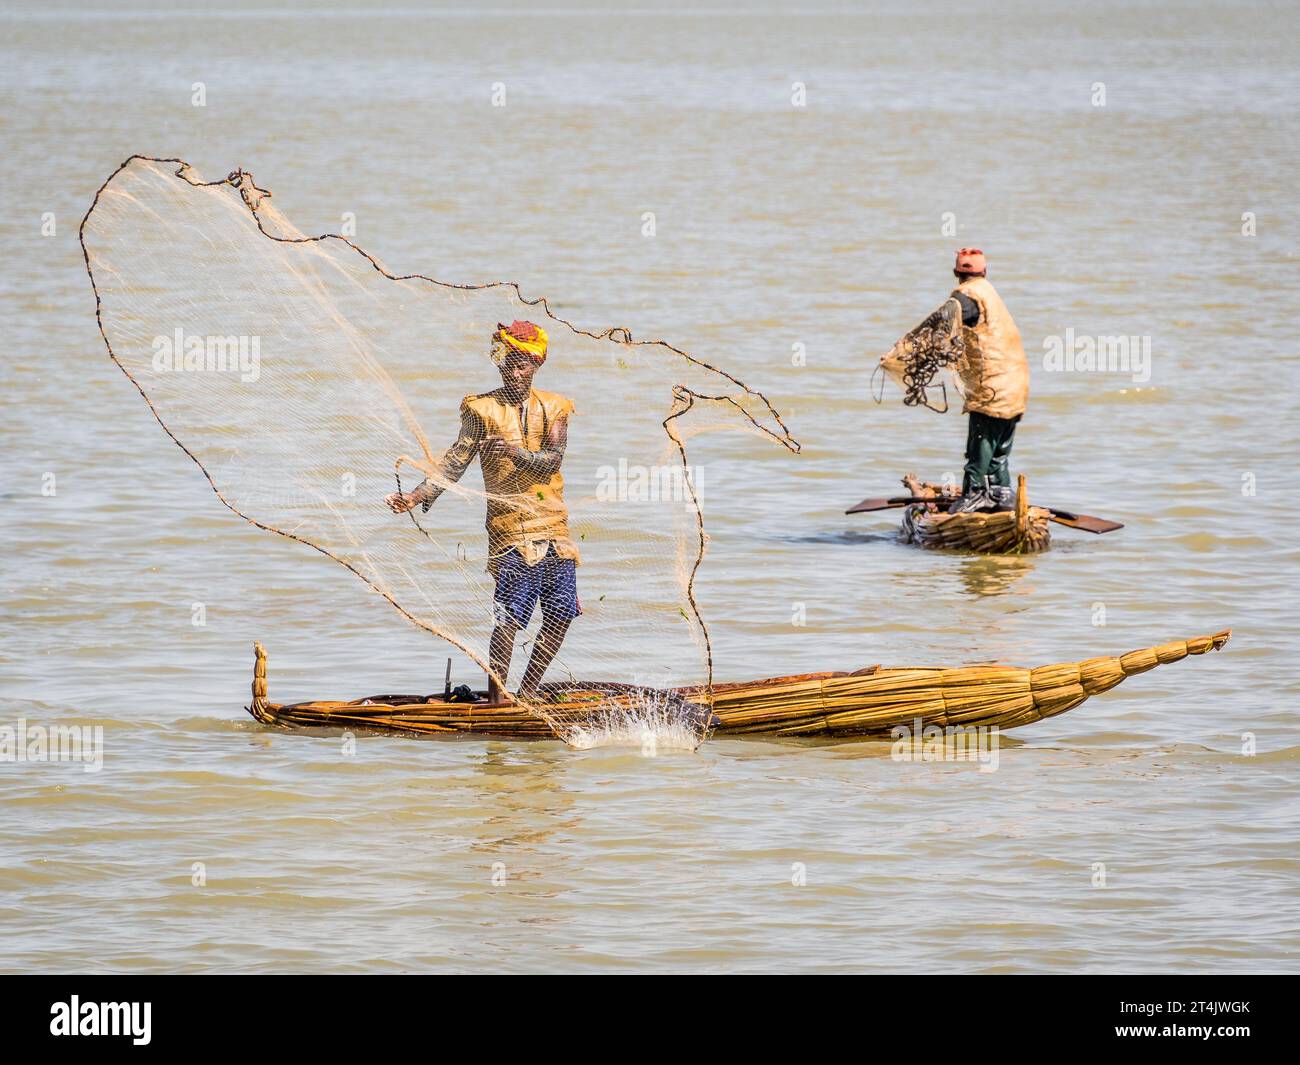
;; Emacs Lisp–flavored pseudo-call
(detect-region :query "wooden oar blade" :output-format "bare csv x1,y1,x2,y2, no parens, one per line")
845,496,920,515
1047,510,1124,534
847,494,1124,533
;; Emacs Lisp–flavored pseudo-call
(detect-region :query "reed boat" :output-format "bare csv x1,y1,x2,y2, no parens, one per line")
246,629,1230,741
899,474,1051,554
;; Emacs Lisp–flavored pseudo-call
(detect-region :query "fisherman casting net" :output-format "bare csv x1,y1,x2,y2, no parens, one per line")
81,156,798,743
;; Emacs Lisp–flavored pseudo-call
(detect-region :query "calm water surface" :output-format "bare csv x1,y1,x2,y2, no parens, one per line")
1,1,1297,972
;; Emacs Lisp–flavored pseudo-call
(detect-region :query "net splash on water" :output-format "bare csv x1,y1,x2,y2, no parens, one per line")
564,687,709,752
80,156,800,746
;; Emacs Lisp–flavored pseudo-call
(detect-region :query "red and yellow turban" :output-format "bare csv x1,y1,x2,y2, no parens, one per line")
494,320,549,364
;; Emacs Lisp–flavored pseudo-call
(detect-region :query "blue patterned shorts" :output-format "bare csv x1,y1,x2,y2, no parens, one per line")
493,546,581,628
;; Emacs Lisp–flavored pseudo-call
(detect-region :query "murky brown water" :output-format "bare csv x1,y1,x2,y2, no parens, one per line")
1,2,1296,972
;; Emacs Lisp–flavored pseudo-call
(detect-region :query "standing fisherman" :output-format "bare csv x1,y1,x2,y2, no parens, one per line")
881,248,1029,512
385,320,580,703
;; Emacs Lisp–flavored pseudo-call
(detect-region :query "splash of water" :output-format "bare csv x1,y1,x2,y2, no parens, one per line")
565,687,707,752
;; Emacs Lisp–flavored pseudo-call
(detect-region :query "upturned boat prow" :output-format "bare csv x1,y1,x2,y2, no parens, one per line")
247,629,1231,742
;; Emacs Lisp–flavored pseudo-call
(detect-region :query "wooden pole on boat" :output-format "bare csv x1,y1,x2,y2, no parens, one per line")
1015,473,1029,537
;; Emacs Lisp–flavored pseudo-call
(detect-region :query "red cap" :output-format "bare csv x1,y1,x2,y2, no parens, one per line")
954,248,986,275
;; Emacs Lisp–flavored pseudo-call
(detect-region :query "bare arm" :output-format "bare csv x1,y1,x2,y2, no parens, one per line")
385,409,482,514
521,414,568,476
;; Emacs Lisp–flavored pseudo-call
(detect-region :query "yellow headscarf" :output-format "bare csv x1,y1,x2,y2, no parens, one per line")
494,320,549,364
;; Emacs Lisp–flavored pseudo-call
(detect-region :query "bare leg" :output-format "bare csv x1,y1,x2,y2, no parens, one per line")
518,617,571,699
488,620,519,704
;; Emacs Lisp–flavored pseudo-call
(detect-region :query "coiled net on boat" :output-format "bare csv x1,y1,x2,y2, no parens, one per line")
80,156,799,742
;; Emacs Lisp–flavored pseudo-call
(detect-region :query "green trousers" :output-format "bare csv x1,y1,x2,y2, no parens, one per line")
963,411,1020,493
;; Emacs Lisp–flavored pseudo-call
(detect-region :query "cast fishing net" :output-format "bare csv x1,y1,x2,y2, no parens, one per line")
876,316,968,412
80,156,799,743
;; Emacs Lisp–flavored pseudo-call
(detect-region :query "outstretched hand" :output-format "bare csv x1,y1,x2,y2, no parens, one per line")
385,491,419,514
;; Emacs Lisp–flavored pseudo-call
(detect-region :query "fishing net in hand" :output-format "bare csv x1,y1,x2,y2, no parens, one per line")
876,315,967,412
80,156,799,742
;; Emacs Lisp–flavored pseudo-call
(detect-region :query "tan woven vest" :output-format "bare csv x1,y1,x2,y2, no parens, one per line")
462,388,578,569
952,276,1029,419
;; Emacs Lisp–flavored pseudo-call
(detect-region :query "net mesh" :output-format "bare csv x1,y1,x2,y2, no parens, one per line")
81,156,799,742
877,321,967,412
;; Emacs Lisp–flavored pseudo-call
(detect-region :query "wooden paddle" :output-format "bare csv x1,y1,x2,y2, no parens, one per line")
845,495,935,514
844,495,1124,534
1041,509,1124,534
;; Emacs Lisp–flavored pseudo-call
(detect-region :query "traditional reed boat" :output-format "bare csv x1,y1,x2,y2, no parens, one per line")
247,629,1230,741
847,474,1124,554
898,473,1051,553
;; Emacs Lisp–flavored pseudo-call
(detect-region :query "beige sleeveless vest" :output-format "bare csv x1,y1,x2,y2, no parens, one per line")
952,276,1029,419
462,387,578,571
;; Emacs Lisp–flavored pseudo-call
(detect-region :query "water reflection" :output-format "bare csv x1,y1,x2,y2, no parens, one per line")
470,742,578,857
957,554,1038,597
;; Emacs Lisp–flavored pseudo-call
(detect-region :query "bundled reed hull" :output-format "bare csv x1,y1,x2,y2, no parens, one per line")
901,503,1051,553
247,630,1230,741
898,473,1049,554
